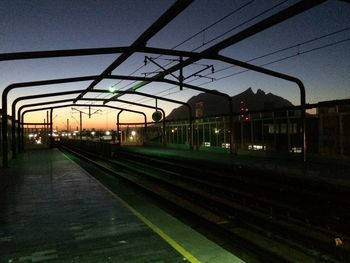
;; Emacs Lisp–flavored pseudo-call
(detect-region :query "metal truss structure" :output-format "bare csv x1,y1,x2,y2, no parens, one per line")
1,0,327,167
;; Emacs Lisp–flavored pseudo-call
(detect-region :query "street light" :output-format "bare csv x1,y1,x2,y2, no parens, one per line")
214,128,220,147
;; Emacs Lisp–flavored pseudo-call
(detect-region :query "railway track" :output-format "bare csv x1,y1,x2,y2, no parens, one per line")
59,143,350,263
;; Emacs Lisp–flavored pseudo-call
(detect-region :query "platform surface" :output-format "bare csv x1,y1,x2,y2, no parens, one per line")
0,148,187,262
1,148,245,263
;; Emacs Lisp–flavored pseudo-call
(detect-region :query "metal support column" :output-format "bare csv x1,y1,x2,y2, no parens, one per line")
117,110,123,145
50,109,53,147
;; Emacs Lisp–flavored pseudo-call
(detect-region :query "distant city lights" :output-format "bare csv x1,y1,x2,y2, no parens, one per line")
222,143,230,149
203,142,211,147
248,144,266,151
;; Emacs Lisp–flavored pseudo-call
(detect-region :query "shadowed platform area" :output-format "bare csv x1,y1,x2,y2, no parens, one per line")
0,148,186,262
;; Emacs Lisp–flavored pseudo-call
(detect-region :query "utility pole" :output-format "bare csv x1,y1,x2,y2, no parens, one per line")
46,111,49,143
80,111,82,141
71,107,101,141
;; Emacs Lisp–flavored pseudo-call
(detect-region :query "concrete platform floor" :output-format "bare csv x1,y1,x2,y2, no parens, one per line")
0,148,244,263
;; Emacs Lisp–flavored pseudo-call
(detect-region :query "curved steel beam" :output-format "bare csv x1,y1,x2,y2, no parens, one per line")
79,98,168,145
108,98,167,146
2,74,117,167
104,90,193,150
204,0,326,55
21,104,147,149
2,76,101,164
24,97,167,146
213,54,306,161
126,0,326,90
0,46,201,62
4,74,205,166
6,61,303,166
75,0,194,101
110,53,306,159
116,110,124,144
118,1,325,161
21,103,147,126
12,89,111,156
19,99,78,150
17,98,167,152
79,96,182,146
18,101,147,149
131,79,232,152
2,0,325,166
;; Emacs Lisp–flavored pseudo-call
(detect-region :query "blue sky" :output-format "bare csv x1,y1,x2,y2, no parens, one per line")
1,0,349,129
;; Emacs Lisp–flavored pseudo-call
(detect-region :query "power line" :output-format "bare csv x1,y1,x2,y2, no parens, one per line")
137,34,350,104
197,37,350,86
107,0,256,92
101,3,349,114
146,0,289,75
123,1,291,105
175,28,350,89
192,0,289,51
105,0,290,109
210,26,350,76
172,0,255,50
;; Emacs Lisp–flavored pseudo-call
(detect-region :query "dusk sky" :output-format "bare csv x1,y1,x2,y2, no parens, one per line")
1,0,349,130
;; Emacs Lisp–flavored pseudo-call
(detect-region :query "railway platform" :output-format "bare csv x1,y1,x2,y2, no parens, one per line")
0,148,244,263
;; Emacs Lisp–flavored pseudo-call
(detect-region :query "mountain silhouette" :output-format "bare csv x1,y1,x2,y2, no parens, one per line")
166,87,294,120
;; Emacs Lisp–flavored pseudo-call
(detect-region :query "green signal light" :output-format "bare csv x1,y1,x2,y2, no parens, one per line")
109,86,117,93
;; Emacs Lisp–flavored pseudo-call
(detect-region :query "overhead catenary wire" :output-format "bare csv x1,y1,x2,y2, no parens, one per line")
136,33,350,104
144,0,290,73
202,26,350,78
115,0,294,106
169,0,255,50
191,0,289,51
197,37,350,85
102,0,256,94
77,2,348,117
45,3,348,129
126,0,289,86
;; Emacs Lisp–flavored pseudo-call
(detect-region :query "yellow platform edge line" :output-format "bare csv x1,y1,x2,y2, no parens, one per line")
62,152,202,263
